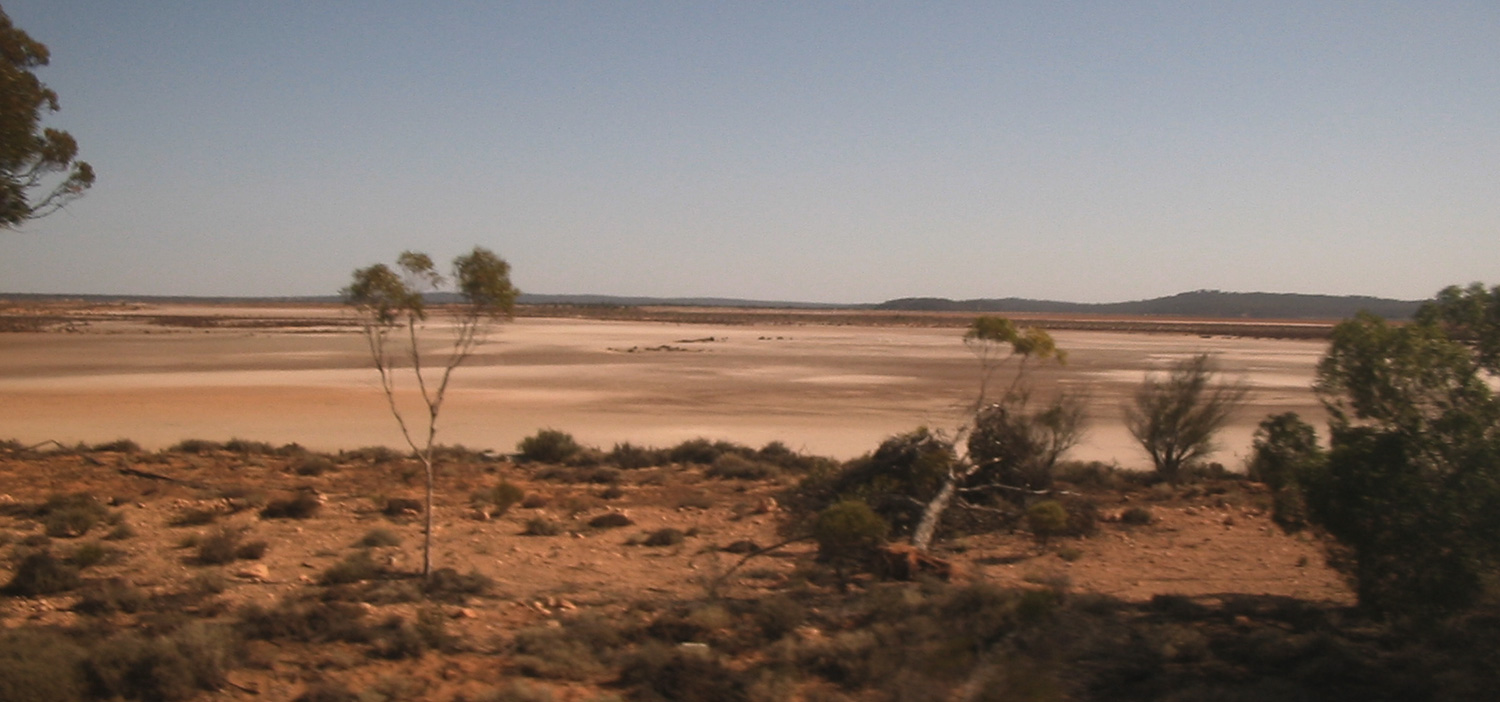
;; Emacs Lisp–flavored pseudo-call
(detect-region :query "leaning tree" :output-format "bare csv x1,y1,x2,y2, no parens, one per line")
344,247,517,578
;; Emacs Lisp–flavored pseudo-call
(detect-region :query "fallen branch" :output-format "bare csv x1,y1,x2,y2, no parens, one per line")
117,465,209,490
706,535,813,597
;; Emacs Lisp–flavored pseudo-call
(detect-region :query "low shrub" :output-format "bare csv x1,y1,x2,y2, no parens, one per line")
90,438,142,453
381,496,423,517
237,597,373,644
511,613,627,681
370,607,449,659
1055,461,1123,490
608,442,663,469
536,465,621,484
706,454,780,481
357,528,402,548
755,595,807,640
83,622,237,701
422,567,492,603
320,551,387,585
259,492,321,520
473,480,525,516
224,438,277,455
641,527,687,547
518,429,583,464
1026,500,1070,545
476,680,556,702
67,541,116,569
0,627,87,702
667,438,736,465
292,454,335,476
523,518,564,537
170,507,220,527
75,578,148,616
295,682,359,702
195,527,245,565
170,438,223,454
512,626,604,681
619,642,750,702
813,500,888,564
344,446,404,464
4,550,81,596
40,493,111,538
1120,506,1154,526
103,522,135,541
236,539,269,561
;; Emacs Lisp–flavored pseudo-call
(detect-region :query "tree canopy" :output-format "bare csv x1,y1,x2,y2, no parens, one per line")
1304,305,1500,615
0,9,93,228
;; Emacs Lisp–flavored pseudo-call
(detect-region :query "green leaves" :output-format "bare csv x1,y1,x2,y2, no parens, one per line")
342,247,518,326
453,247,518,315
344,263,423,325
0,9,93,228
1304,288,1500,616
963,316,1065,364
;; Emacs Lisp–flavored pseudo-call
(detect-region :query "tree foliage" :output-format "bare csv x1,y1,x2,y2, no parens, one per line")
1416,282,1500,374
344,247,517,578
1124,354,1247,483
0,9,93,228
967,390,1087,494
1305,307,1500,615
1247,412,1322,530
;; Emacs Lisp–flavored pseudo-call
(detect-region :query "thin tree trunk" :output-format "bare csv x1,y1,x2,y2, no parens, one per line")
422,453,434,578
912,473,959,552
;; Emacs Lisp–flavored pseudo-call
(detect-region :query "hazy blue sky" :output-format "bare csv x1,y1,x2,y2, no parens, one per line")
2,2,1496,303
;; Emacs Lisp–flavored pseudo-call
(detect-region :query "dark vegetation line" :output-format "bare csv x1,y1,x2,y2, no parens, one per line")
2,289,1423,320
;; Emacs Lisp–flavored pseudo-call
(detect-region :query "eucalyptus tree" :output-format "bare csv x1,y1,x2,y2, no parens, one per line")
908,316,1071,550
344,247,517,578
0,9,93,228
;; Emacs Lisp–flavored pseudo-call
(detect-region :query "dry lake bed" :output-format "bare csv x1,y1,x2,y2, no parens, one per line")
0,302,1329,467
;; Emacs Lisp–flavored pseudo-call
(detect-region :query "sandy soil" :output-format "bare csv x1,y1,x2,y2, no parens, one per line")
0,303,1329,467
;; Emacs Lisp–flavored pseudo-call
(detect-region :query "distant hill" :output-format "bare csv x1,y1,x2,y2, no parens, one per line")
3,289,1423,320
875,290,1423,320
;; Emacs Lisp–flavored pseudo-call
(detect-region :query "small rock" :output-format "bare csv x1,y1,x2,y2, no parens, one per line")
235,563,270,581
452,608,477,619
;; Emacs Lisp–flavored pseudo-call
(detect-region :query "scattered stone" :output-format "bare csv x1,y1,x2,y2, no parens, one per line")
723,539,761,554
234,563,270,581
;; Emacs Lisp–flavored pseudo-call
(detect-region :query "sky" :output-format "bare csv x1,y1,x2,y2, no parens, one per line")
1,2,1496,304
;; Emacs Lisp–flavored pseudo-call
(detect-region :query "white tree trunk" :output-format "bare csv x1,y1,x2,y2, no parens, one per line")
911,474,958,552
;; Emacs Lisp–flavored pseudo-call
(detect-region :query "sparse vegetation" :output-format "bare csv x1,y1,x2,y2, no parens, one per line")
517,429,583,464
259,492,322,519
472,479,525,516
522,517,564,537
358,528,403,548
1125,354,1248,484
39,492,111,538
4,550,80,596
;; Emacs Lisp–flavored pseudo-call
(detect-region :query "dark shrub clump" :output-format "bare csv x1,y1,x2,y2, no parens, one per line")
517,428,582,464
4,550,82,596
259,492,322,520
